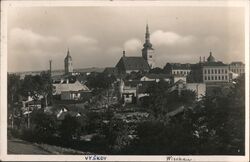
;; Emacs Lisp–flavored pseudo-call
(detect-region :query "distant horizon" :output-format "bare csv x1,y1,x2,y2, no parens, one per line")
8,57,245,74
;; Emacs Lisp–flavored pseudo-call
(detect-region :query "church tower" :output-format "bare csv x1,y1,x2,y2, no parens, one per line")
142,24,155,69
64,49,73,75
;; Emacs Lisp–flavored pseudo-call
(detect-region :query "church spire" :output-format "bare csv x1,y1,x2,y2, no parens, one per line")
145,23,150,44
143,23,152,48
67,48,70,56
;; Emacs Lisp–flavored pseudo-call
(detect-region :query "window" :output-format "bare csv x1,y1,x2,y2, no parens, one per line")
180,71,183,74
149,55,152,58
204,69,207,74
218,69,220,74
221,69,224,73
208,76,210,80
218,76,220,80
225,69,227,74
215,69,217,74
208,69,210,74
215,76,217,80
222,76,224,80
205,76,207,80
225,76,228,80
211,76,214,80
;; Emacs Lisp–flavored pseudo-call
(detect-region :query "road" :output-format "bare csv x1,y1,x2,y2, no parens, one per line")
8,139,50,154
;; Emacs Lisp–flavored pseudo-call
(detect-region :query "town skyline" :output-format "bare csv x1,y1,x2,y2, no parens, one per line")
8,6,244,72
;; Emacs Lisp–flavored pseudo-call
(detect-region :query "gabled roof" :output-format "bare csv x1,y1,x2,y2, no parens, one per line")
116,56,150,71
53,80,90,95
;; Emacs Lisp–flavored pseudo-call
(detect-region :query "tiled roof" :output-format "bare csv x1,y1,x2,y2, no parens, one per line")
117,56,150,71
53,80,90,95
230,61,244,65
203,61,228,67
168,63,191,70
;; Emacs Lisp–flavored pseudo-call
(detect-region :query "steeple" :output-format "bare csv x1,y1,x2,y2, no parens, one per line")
64,48,73,75
142,23,155,69
67,48,70,57
143,23,152,48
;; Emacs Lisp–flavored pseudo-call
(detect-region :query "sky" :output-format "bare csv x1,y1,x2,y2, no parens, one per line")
7,6,245,72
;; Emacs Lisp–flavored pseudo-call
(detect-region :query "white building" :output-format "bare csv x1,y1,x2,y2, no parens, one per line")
53,80,90,100
202,52,229,83
229,61,245,75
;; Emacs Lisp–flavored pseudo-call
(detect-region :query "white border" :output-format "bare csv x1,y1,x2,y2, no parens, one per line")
1,1,249,161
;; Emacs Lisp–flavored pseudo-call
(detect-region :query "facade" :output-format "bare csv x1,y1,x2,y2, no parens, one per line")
115,51,150,74
169,80,206,100
229,62,245,75
119,79,156,104
119,80,137,104
164,63,191,76
172,74,187,84
53,80,90,100
64,49,73,75
140,74,171,83
142,24,155,69
202,52,229,83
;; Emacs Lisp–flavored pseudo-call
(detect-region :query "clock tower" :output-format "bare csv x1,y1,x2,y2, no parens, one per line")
142,24,155,69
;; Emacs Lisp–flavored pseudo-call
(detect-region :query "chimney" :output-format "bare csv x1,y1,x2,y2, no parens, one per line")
49,59,52,75
203,57,205,62
123,50,125,57
199,56,201,63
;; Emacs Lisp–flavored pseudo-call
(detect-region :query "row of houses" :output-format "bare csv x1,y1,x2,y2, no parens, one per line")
119,74,206,104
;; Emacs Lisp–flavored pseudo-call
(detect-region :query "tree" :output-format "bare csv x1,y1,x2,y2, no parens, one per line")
20,72,53,108
7,74,22,128
59,115,82,141
101,118,131,153
149,67,164,74
183,75,245,154
86,72,116,90
31,109,57,142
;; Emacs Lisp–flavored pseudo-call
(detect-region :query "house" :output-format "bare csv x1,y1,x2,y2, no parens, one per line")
115,51,150,74
229,61,245,75
140,74,171,83
119,79,156,104
119,79,138,104
53,80,90,100
164,63,191,76
171,74,187,84
169,79,206,100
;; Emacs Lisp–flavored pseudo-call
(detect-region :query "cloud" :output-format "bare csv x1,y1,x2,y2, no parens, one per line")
67,35,99,53
204,36,220,45
151,30,195,46
9,28,61,51
68,35,98,45
123,38,142,53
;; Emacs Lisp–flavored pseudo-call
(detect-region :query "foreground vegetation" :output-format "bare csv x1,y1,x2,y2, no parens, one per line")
7,71,245,155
